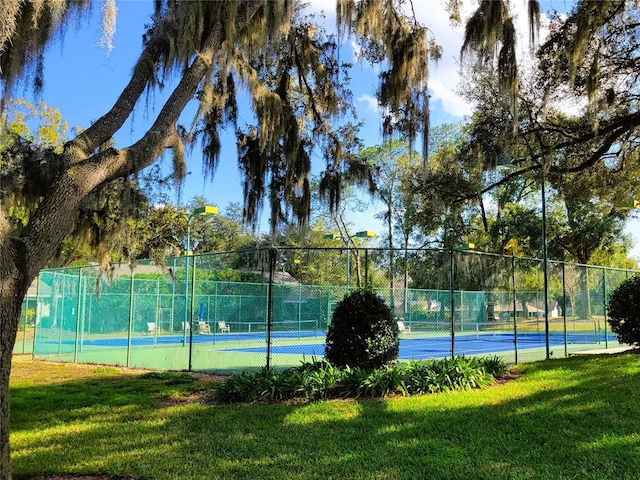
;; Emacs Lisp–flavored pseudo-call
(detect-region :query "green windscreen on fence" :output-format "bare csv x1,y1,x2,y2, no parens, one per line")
16,247,636,371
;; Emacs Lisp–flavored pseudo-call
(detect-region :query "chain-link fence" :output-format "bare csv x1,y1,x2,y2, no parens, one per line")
15,246,638,372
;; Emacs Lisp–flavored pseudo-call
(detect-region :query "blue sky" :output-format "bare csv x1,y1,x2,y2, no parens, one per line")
20,0,640,257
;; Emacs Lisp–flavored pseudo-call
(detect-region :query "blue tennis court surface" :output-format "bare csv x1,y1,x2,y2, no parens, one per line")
53,330,617,360
220,332,618,359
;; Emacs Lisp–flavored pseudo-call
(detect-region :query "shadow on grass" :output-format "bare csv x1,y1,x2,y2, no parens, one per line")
11,354,640,480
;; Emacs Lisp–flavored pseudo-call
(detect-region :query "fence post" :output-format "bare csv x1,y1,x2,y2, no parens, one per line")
266,247,276,369
512,254,518,365
364,248,369,289
155,278,161,331
188,255,197,371
603,267,608,349
56,276,64,355
19,296,27,354
170,257,176,334
298,283,302,338
32,272,41,357
562,262,568,357
449,248,455,358
126,272,135,367
73,267,83,363
214,281,219,339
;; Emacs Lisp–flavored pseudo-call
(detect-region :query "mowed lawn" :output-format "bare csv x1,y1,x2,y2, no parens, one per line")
9,353,640,480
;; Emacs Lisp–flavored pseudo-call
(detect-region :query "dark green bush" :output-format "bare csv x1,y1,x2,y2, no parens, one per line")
325,289,399,370
608,276,640,347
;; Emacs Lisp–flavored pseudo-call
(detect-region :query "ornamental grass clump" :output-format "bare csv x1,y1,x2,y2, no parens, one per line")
211,356,504,403
608,275,640,347
324,289,399,370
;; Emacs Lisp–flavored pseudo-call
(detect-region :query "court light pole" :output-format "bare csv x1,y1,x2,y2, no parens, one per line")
539,164,551,359
183,206,218,367
323,230,377,289
498,158,551,360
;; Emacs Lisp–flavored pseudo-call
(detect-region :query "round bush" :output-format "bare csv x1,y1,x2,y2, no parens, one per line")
608,275,640,347
325,289,399,370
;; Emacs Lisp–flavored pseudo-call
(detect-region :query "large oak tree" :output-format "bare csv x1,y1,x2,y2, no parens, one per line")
0,1,436,478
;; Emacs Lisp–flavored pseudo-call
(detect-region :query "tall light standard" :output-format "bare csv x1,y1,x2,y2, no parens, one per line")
324,230,377,289
183,206,218,367
497,158,551,359
540,164,551,359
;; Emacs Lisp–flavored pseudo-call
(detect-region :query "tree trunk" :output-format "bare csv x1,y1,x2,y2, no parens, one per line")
0,237,30,480
0,7,253,477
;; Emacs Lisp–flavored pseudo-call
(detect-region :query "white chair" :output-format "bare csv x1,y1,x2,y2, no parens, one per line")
218,321,230,333
181,322,191,332
147,322,159,334
198,320,211,334
397,321,411,335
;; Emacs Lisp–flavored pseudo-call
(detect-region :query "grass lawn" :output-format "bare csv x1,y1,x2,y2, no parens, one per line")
10,353,640,480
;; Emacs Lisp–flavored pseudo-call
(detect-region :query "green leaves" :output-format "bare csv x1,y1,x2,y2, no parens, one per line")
608,275,640,347
325,289,399,370
212,356,505,403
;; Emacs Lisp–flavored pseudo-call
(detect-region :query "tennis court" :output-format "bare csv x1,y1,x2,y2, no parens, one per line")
19,246,632,372
215,330,618,359
32,327,620,372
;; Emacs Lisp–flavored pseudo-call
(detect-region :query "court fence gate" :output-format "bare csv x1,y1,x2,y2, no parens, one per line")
13,246,638,373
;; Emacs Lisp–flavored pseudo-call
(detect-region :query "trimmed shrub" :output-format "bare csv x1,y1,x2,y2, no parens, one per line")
608,275,640,347
325,289,399,370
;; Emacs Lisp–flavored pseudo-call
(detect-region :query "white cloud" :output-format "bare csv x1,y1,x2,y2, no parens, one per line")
429,80,473,118
304,0,558,121
350,40,362,64
357,94,379,113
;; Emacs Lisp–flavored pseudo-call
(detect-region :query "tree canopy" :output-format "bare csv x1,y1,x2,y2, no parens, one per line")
0,3,437,479
4,1,640,479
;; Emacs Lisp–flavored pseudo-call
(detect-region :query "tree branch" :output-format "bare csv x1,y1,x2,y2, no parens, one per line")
64,21,173,162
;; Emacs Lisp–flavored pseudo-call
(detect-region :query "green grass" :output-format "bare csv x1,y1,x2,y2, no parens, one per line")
10,353,640,480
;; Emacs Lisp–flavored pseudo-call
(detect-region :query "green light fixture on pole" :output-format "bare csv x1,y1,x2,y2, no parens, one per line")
184,205,217,370
324,230,377,289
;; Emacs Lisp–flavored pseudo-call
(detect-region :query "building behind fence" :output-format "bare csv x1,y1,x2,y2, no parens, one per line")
13,247,638,372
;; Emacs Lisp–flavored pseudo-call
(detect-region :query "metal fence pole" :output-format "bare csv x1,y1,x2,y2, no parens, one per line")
19,297,27,354
32,272,41,357
364,248,369,289
449,248,455,358
56,277,64,355
126,272,135,367
512,254,518,364
298,284,302,338
155,278,160,331
188,255,197,371
603,267,608,349
562,262,568,357
170,257,176,334
73,267,82,363
266,247,276,369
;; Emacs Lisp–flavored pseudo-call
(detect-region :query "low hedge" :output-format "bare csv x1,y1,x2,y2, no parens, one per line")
212,355,507,403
